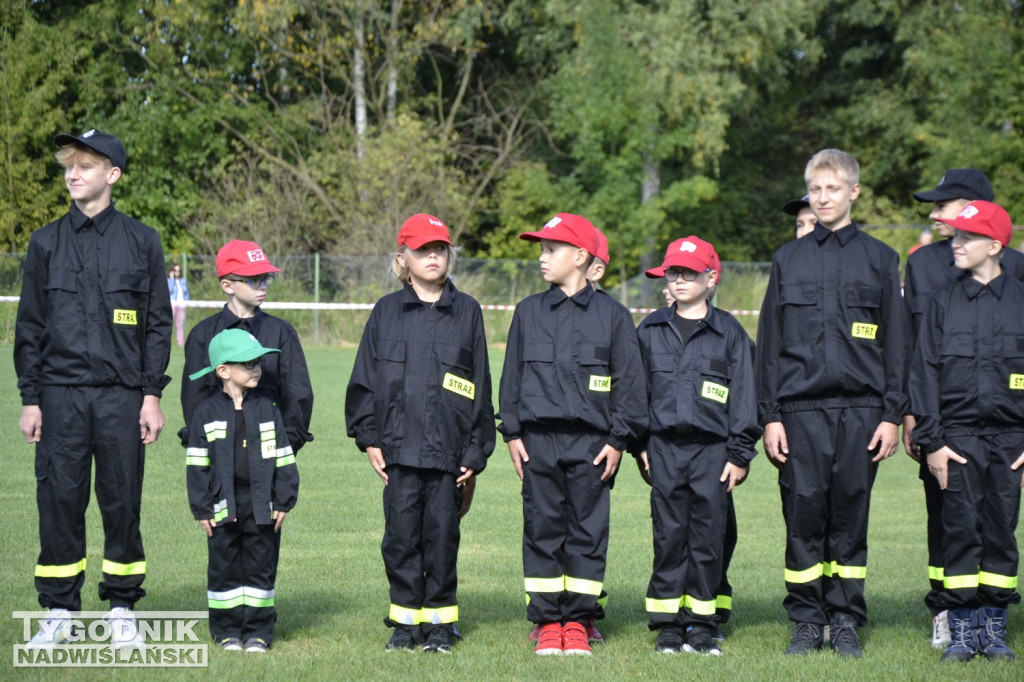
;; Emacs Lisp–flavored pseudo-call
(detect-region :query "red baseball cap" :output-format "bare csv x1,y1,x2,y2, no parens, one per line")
938,200,1012,247
645,236,717,279
397,213,454,249
520,213,599,257
593,228,610,265
216,240,282,278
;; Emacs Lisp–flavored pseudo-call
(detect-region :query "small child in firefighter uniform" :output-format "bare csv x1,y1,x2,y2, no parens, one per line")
345,214,495,654
909,200,1024,662
636,237,759,655
187,329,298,653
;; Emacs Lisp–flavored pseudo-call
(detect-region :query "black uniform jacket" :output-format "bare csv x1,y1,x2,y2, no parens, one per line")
181,306,314,452
909,272,1024,456
14,202,172,403
756,222,909,426
345,280,495,475
497,282,648,451
187,390,298,526
637,305,761,467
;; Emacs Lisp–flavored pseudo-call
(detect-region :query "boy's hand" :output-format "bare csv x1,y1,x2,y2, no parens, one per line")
456,466,475,486
458,475,476,519
273,510,287,533
508,439,529,481
636,450,652,486
720,463,748,493
902,415,919,462
198,519,215,538
367,446,388,484
927,446,967,490
139,395,165,444
1011,450,1024,488
19,405,42,443
593,444,622,481
868,421,899,462
763,422,788,467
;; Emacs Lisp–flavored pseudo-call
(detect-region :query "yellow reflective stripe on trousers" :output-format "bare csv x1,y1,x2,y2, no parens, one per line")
686,594,717,616
715,594,732,611
35,557,87,578
944,573,980,590
785,563,824,584
565,576,602,596
979,571,1018,589
928,566,944,581
102,559,146,576
646,597,683,614
389,603,422,625
828,562,867,579
525,576,565,593
420,605,458,624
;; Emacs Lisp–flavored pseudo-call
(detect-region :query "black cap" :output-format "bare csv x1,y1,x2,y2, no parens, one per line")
912,168,994,203
782,195,810,216
53,129,127,170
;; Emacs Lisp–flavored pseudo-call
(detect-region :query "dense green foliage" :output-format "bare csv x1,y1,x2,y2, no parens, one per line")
3,1,1023,278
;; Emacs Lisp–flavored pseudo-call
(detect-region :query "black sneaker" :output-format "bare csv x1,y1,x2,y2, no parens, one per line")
683,626,722,656
385,626,417,652
655,626,684,654
423,625,455,654
829,614,862,658
785,622,823,655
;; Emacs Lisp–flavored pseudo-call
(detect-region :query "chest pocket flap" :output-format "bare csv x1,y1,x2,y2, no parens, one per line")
781,281,817,306
377,339,406,363
1004,335,1024,359
523,343,553,363
104,269,148,293
845,285,881,309
443,344,474,371
580,343,610,366
940,333,974,357
650,353,674,373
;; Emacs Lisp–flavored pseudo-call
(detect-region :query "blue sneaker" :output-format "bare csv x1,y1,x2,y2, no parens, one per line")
977,607,1015,662
941,608,977,662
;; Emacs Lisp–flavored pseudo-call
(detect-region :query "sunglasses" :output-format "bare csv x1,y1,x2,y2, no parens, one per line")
225,274,276,288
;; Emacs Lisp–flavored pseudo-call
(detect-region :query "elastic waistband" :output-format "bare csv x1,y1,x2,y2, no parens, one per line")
781,396,882,414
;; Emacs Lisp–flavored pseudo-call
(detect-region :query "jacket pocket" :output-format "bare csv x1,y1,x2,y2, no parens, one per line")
781,281,819,345
846,285,882,343
579,343,612,400
694,355,730,433
521,342,555,398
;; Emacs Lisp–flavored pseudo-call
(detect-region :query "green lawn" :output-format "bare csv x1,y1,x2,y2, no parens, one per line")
1,345,1021,680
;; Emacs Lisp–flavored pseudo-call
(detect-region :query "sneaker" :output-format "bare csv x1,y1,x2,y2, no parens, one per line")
562,621,591,656
977,606,1015,662
784,622,823,655
423,625,455,654
385,626,417,652
585,617,604,643
684,626,722,656
829,613,862,658
655,626,684,654
528,624,541,641
106,607,144,648
216,637,244,651
711,627,726,643
244,638,268,653
535,622,563,656
931,610,952,650
26,609,75,648
942,608,978,662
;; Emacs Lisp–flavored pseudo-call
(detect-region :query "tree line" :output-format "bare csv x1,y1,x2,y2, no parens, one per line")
3,1,1022,284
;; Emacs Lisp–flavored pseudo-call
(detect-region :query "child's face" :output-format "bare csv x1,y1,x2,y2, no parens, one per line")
220,275,273,308
665,267,717,307
928,198,971,239
217,359,263,391
795,207,817,239
64,151,117,205
807,170,859,230
538,239,587,284
399,241,449,286
951,229,1000,272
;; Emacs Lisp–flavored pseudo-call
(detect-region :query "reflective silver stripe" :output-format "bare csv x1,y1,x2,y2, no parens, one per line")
204,420,228,441
208,587,244,601
277,445,294,458
259,421,275,442
186,447,210,466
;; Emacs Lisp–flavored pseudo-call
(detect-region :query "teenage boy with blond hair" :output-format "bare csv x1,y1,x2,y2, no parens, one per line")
756,149,909,658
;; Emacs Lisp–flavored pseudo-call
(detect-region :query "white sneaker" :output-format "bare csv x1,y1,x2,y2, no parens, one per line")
26,609,75,648
932,610,951,650
106,607,144,648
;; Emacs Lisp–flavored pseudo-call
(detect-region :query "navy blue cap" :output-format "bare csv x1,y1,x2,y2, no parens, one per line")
54,129,127,170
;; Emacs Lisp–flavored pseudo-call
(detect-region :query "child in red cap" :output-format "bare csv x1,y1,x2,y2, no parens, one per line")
181,240,314,459
345,214,495,653
910,200,1024,663
635,237,759,656
497,213,647,656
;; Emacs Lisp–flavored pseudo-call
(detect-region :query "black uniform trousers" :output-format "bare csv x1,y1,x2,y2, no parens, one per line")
716,494,737,625
382,465,461,629
919,457,946,616
522,428,610,625
938,433,1023,611
34,385,146,610
779,406,880,626
646,436,728,630
207,486,280,643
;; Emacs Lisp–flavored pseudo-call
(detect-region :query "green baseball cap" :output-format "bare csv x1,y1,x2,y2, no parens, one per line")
189,329,280,380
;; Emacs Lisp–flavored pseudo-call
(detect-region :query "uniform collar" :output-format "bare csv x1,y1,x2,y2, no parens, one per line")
647,303,723,335
813,220,860,246
401,278,456,308
220,304,265,333
69,201,116,235
542,281,595,308
961,270,1006,300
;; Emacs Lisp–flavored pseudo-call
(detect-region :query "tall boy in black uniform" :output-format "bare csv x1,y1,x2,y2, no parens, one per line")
181,240,313,455
16,130,172,647
909,200,1024,663
637,236,760,656
498,213,647,656
187,329,298,652
757,149,909,658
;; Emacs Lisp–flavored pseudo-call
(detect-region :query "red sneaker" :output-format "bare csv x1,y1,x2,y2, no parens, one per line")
585,618,604,643
535,622,563,656
562,621,592,656
528,624,542,642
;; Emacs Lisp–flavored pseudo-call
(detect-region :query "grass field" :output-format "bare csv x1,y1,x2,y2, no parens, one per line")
1,345,1021,681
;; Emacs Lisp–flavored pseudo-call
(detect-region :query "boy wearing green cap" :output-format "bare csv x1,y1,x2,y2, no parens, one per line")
187,328,299,653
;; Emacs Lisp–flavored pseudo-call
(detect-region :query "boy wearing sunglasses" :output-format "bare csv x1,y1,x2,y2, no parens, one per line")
187,328,298,652
180,240,314,458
